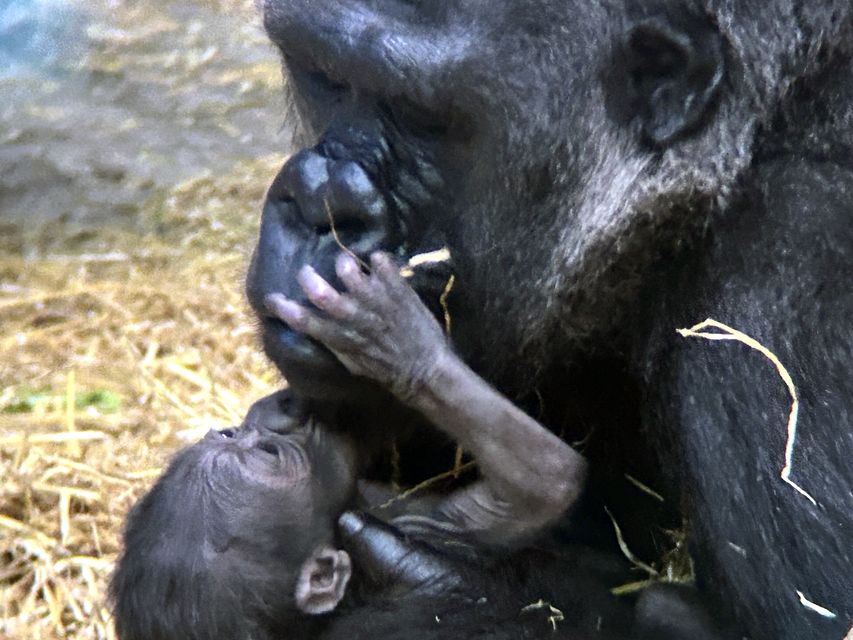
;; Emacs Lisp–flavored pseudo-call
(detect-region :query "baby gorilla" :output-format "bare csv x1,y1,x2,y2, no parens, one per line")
110,395,608,640
110,398,728,640
109,409,361,640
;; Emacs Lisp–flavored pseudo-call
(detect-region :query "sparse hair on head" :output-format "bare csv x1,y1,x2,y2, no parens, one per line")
109,444,318,640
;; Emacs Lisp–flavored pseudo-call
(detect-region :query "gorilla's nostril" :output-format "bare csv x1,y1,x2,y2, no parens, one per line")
280,148,390,247
327,161,387,224
280,149,331,228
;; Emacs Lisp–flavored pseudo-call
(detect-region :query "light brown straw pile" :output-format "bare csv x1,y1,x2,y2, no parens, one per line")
0,156,282,639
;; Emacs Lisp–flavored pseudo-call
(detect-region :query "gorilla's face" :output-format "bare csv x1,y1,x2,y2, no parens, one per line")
246,1,611,398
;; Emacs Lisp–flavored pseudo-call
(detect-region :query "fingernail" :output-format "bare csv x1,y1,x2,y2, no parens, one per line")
371,252,392,271
265,295,303,324
299,267,329,297
299,269,335,304
337,253,356,275
338,511,365,536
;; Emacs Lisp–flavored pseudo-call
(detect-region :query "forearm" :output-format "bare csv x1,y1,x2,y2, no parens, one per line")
410,348,587,529
264,251,586,536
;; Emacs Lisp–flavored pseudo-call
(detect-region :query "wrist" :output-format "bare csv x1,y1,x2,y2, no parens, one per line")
402,344,457,415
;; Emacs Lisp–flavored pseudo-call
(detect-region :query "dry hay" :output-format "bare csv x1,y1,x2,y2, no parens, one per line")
0,156,282,639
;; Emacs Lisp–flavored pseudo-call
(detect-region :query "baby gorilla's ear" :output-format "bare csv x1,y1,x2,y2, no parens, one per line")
294,545,352,615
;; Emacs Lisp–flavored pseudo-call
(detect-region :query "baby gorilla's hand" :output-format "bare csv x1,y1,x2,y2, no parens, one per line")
337,511,461,596
266,252,450,405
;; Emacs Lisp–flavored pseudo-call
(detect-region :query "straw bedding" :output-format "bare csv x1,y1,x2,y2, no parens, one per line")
0,156,281,639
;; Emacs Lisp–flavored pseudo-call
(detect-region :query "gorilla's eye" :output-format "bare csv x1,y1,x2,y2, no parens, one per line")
289,63,350,108
256,441,279,457
305,68,349,95
380,98,448,138
204,428,236,442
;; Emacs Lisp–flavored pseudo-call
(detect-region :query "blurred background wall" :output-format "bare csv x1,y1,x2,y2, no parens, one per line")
1,0,286,252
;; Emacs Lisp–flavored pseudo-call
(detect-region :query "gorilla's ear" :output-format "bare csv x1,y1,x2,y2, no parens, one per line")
626,15,724,145
295,545,352,615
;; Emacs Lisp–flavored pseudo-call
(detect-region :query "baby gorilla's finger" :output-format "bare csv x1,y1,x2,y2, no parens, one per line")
370,251,401,284
296,265,357,320
371,251,428,313
265,294,308,329
370,251,415,302
265,293,347,347
336,252,369,294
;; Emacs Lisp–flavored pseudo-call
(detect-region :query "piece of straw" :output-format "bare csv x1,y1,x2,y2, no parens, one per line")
796,590,837,619
323,199,369,271
624,474,665,503
521,599,565,631
65,370,81,459
399,247,452,278
677,318,816,506
377,461,477,510
604,507,658,577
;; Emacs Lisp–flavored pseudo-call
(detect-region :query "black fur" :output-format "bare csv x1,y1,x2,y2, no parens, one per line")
112,451,725,640
247,1,853,638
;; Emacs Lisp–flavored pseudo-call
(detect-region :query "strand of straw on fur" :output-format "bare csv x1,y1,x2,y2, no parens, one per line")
604,506,659,577
377,461,477,511
671,320,840,621
520,600,565,631
676,318,816,506
795,590,837,619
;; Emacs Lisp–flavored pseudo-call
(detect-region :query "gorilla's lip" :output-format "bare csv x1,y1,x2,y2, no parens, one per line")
261,316,335,362
258,314,372,401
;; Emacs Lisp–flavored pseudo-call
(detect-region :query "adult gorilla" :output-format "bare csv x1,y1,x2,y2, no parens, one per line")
246,1,853,639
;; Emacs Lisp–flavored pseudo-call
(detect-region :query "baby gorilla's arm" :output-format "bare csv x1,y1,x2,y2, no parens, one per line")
266,252,586,544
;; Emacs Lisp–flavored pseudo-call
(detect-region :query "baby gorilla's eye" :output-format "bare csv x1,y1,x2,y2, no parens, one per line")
204,428,237,442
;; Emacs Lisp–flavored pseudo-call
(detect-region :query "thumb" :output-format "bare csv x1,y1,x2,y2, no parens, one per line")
337,511,459,593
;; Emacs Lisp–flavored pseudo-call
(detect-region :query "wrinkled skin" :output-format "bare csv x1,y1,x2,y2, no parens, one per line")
247,1,853,638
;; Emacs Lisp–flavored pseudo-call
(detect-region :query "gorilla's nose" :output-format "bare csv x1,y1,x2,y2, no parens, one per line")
279,149,389,255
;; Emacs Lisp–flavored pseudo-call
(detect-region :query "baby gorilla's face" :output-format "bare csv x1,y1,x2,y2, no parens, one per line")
198,393,360,585
110,392,360,640
204,404,358,540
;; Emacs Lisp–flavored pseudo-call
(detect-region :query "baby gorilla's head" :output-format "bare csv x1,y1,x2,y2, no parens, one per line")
109,393,358,640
